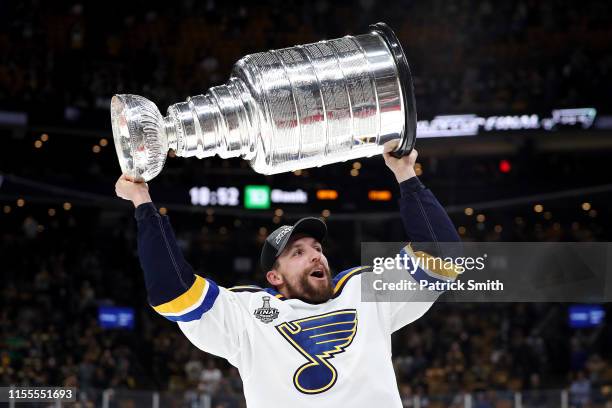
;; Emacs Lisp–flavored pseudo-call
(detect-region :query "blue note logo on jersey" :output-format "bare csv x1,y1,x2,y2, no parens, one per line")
276,309,358,394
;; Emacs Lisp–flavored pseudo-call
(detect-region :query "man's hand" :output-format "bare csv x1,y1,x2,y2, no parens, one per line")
115,174,152,208
383,141,418,184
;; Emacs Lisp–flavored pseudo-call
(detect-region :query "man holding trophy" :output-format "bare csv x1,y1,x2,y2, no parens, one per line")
114,23,461,407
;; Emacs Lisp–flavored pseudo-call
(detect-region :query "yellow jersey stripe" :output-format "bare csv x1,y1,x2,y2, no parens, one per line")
333,266,370,293
153,275,207,314
405,244,460,279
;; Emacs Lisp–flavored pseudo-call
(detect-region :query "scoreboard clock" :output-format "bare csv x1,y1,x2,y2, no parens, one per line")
189,186,240,206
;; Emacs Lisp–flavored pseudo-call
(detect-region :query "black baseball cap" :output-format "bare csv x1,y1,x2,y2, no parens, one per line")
260,217,327,272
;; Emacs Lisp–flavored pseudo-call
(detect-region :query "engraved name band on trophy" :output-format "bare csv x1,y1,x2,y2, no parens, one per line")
110,22,417,181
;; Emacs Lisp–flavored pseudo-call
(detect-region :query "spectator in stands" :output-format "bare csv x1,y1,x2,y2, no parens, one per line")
569,371,591,407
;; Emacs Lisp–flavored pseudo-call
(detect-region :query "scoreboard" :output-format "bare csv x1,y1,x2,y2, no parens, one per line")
187,185,393,210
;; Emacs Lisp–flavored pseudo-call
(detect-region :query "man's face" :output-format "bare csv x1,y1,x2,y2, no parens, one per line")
272,235,333,304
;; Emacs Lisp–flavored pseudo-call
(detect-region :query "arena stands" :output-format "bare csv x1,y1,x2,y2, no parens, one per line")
1,1,612,407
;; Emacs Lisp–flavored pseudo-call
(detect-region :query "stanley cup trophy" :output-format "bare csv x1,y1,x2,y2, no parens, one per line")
110,23,417,181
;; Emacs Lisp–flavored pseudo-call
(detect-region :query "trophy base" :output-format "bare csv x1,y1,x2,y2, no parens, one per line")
370,22,417,158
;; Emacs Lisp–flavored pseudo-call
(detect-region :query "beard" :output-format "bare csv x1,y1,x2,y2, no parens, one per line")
285,265,334,304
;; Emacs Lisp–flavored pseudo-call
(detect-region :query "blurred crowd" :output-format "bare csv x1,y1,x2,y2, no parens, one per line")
1,1,612,407
0,0,610,116
393,304,612,407
1,204,611,407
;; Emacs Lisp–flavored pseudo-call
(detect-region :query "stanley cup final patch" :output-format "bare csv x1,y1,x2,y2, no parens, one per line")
254,296,279,323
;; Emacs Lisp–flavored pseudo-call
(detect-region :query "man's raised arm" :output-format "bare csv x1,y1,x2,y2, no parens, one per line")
383,148,460,244
115,175,247,363
115,174,218,312
376,148,462,333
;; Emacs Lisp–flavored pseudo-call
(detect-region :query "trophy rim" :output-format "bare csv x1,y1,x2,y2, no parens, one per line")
110,94,167,182
369,22,417,158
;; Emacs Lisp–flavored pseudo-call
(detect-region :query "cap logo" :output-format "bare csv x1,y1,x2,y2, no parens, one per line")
275,226,293,245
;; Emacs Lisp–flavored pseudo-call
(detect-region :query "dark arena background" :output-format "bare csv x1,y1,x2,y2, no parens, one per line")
1,1,612,407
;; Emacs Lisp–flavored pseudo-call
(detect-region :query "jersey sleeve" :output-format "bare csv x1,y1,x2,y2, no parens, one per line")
135,203,249,363
398,177,461,245
380,177,462,333
334,257,459,335
379,244,461,333
175,287,251,365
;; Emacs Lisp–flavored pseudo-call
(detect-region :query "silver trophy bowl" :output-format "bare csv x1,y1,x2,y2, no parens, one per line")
111,23,416,181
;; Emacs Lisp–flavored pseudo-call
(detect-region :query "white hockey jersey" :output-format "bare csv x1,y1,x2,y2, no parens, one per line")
152,246,457,408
